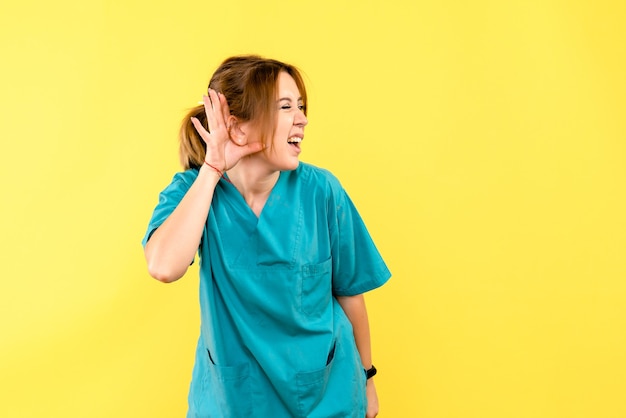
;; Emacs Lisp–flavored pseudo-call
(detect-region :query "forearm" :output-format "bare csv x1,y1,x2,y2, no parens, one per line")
144,165,221,282
336,294,372,369
337,294,379,417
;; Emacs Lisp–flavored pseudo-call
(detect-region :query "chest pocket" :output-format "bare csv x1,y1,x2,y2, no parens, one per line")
299,257,332,317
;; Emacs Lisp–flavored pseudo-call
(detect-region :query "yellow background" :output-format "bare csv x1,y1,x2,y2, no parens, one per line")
1,0,625,417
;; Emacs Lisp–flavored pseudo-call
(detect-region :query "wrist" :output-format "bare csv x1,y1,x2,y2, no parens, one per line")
202,160,232,183
203,160,224,175
365,364,377,380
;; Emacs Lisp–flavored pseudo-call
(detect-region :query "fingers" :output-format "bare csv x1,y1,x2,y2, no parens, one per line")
192,90,236,166
203,89,230,134
192,89,231,147
219,90,231,121
202,89,218,134
190,116,209,142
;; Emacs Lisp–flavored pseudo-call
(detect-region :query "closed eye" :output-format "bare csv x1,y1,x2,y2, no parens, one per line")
280,104,306,111
278,96,305,112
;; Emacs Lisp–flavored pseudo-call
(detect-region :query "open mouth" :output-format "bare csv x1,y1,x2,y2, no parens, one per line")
287,136,303,149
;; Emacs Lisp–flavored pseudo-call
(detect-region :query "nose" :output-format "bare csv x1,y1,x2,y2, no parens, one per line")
295,108,308,127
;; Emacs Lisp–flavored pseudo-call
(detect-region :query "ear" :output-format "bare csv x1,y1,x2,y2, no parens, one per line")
227,116,248,145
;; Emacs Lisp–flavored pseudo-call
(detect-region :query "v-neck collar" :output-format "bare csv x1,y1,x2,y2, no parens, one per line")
213,168,303,269
220,170,287,222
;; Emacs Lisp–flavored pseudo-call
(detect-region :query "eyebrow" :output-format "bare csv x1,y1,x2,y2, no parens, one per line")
278,97,303,102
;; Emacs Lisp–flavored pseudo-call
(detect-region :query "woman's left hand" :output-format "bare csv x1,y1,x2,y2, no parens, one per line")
366,379,379,418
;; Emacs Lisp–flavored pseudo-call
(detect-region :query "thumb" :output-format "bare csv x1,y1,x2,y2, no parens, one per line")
225,141,266,169
239,142,265,157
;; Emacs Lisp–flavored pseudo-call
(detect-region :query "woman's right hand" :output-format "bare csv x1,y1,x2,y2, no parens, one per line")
190,88,264,172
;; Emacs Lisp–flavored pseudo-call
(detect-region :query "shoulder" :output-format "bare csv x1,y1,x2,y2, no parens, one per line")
294,162,344,196
154,168,199,203
163,168,199,192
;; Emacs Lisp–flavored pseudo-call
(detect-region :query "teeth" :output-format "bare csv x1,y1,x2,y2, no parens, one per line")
288,137,302,143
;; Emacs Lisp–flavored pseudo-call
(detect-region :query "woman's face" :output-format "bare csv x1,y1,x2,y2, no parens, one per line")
261,71,308,171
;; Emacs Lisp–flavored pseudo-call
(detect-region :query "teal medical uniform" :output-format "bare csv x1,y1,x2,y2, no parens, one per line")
143,162,391,418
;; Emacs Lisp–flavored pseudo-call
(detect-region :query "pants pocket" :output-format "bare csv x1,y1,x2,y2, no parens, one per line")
295,341,336,417
191,350,252,418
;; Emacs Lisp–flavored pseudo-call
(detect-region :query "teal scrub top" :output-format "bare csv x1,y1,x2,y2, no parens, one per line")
143,162,391,418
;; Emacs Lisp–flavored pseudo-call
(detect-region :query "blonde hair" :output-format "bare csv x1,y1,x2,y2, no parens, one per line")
179,55,308,169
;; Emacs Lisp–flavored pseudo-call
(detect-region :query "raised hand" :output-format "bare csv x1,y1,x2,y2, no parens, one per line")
190,88,264,172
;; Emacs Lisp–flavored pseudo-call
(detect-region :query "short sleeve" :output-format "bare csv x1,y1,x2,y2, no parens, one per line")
328,182,391,296
141,169,199,247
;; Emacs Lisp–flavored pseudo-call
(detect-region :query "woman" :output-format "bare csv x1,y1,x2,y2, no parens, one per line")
143,55,391,418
